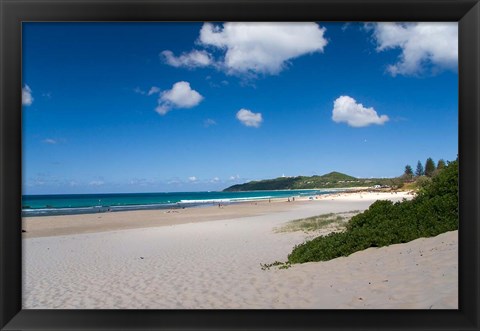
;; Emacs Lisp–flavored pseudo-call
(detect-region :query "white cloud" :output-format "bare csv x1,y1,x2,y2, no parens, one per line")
210,177,220,183
28,179,45,187
22,85,33,106
161,50,213,68
25,174,72,189
89,180,104,186
128,178,155,186
42,137,66,144
147,86,160,96
188,176,197,182
198,22,328,75
204,118,217,127
162,23,328,76
368,22,458,76
341,23,351,31
42,138,57,144
167,177,182,185
332,96,389,127
134,87,146,95
236,109,263,128
155,81,203,115
229,175,240,181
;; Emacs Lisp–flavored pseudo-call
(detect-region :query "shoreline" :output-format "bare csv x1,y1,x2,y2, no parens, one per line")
22,190,414,238
22,192,458,309
21,186,400,217
22,189,457,309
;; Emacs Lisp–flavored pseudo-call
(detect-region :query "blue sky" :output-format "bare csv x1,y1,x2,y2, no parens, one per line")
22,22,458,194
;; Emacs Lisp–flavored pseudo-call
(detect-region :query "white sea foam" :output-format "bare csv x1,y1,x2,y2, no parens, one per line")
179,196,274,204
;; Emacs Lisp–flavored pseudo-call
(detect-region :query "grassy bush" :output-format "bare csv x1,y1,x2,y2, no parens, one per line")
287,159,458,264
275,211,360,233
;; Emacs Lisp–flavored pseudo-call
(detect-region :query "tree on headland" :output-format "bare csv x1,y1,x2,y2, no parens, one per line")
415,160,424,177
425,158,436,177
404,165,413,179
437,159,446,170
433,158,447,177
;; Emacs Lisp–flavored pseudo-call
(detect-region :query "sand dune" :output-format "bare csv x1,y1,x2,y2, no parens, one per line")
22,191,457,309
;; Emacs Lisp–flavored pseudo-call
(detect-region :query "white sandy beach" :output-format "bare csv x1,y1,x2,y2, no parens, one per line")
22,191,458,309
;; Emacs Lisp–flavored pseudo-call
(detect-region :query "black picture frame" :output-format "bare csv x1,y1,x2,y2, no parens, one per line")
1,0,479,330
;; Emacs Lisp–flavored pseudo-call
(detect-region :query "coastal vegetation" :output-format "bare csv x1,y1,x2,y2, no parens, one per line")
274,211,360,233
224,157,446,192
287,158,458,264
223,171,395,191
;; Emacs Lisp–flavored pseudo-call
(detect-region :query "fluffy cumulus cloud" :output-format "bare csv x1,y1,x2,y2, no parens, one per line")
236,109,263,128
162,22,327,76
155,81,203,115
161,50,213,68
22,85,33,106
369,22,458,76
188,176,197,182
332,96,389,127
200,22,327,75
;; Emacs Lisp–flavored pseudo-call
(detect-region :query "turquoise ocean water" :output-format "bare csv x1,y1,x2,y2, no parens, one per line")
22,189,338,217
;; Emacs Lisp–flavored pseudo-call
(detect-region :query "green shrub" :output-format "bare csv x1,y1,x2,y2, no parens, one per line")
287,159,458,264
415,175,432,189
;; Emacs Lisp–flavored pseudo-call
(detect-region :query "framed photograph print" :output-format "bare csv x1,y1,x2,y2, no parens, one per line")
1,0,479,330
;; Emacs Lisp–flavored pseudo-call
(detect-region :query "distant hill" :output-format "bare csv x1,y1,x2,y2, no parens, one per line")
223,171,394,191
